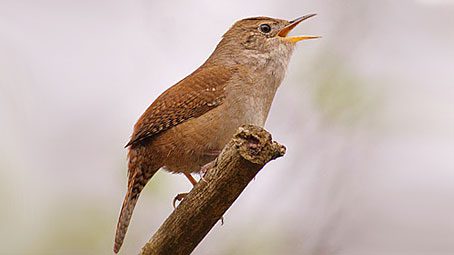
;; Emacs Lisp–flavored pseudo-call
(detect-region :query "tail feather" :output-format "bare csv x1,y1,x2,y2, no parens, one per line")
114,163,158,253
114,189,140,253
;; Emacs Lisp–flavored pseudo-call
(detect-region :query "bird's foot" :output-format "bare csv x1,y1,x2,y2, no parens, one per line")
172,192,224,224
199,160,217,182
172,192,188,208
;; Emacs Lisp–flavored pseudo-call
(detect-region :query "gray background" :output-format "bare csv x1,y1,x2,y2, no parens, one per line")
0,0,453,254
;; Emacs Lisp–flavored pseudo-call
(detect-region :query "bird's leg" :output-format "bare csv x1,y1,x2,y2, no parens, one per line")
199,149,221,182
184,172,198,186
172,168,225,225
173,173,198,208
199,160,217,182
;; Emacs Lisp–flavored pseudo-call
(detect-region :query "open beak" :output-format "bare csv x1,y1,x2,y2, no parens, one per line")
278,14,320,43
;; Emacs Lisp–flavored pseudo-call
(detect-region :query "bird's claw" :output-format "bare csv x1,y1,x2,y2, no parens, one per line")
172,192,188,208
199,160,216,182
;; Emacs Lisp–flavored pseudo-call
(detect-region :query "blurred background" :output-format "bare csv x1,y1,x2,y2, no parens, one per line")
1,0,453,254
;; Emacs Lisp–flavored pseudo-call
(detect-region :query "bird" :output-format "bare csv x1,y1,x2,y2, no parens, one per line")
114,14,319,253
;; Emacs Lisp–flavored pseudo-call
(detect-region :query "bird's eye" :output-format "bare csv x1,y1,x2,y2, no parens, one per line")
259,24,272,34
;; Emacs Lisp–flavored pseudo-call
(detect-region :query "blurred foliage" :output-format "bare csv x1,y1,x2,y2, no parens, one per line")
0,163,8,221
31,199,112,255
218,228,287,255
305,53,383,128
142,170,175,197
0,158,17,229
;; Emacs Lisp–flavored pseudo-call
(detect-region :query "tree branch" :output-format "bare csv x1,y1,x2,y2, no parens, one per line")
140,124,286,255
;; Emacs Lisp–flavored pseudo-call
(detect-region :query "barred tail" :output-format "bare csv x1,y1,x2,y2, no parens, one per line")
114,157,158,253
113,188,138,252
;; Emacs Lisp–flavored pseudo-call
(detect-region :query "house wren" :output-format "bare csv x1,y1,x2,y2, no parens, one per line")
114,14,318,253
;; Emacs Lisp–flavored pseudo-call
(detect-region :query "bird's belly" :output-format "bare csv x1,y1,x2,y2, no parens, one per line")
153,100,267,173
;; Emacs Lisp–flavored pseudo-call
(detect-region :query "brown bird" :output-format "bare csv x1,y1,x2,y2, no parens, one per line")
114,14,319,253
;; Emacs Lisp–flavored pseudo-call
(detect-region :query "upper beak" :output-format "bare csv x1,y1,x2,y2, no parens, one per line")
278,14,320,43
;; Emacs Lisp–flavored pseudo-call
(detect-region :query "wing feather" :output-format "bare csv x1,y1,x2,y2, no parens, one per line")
126,65,237,147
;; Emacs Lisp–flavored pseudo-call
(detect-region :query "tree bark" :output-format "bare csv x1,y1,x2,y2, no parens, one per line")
140,124,286,255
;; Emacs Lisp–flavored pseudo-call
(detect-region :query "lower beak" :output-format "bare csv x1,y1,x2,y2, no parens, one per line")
278,14,320,43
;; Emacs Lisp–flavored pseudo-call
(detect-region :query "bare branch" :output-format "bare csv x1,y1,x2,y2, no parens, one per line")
140,124,286,255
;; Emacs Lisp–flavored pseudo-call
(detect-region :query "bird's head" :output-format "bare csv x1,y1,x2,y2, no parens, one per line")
212,14,319,65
